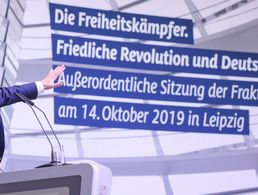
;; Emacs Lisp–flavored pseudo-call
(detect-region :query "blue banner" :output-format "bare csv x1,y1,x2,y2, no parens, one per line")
49,3,193,44
52,34,258,77
54,66,258,107
54,97,249,135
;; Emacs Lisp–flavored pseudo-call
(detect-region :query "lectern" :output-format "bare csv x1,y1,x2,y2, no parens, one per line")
0,161,112,195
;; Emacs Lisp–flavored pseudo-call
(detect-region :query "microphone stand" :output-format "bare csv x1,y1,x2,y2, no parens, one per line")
15,92,68,168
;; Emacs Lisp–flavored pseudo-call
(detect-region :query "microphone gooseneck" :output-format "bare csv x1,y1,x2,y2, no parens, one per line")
33,104,63,150
15,92,66,167
15,92,54,151
29,104,54,151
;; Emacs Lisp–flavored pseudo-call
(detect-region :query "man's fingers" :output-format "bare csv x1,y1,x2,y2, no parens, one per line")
52,65,65,79
54,65,65,74
54,82,64,88
44,82,63,90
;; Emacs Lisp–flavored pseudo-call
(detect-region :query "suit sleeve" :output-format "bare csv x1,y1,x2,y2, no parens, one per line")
0,83,38,107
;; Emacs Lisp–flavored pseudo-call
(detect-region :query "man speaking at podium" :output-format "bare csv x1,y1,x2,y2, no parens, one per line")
0,65,65,168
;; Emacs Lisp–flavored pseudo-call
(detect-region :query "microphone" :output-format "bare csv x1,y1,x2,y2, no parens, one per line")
15,92,67,168
15,92,35,106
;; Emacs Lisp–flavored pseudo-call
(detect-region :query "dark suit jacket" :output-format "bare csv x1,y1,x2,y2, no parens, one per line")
0,83,38,161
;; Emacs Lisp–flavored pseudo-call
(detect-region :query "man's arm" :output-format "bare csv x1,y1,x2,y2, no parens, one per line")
0,83,38,107
0,65,65,107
